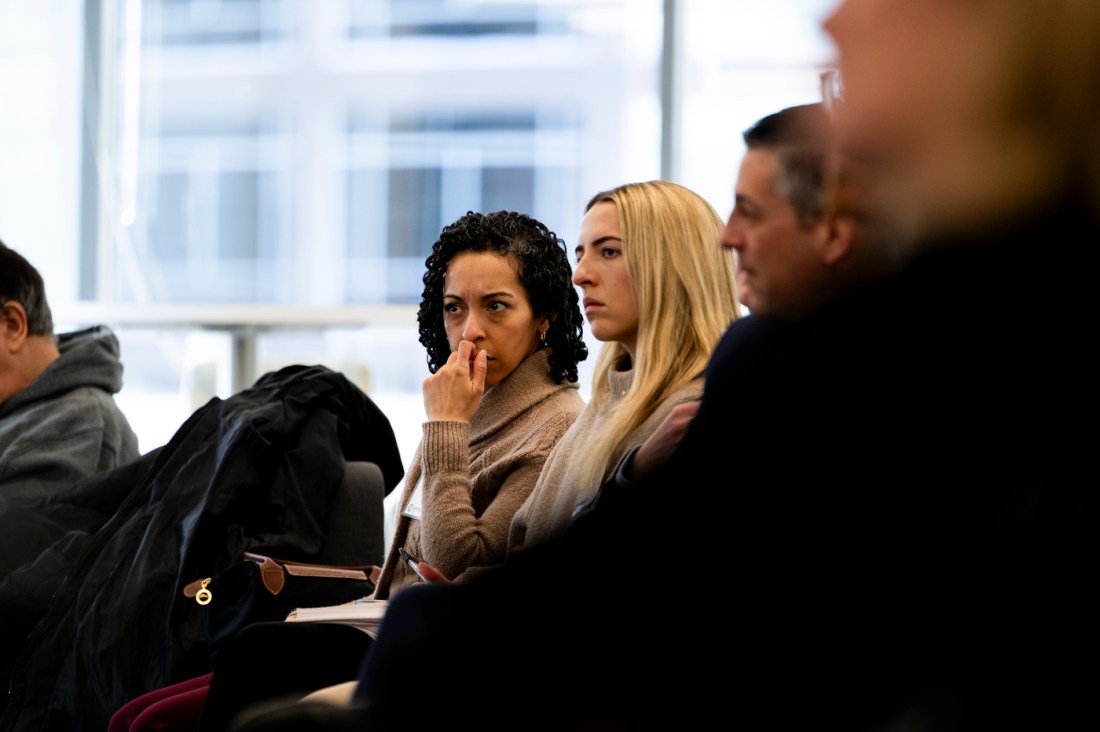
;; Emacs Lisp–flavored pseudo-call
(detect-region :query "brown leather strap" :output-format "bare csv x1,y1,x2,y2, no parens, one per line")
182,577,208,598
184,554,381,601
258,555,286,595
242,551,374,573
282,564,369,580
241,552,377,595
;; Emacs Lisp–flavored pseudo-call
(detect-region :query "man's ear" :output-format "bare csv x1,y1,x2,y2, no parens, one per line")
820,213,857,266
0,301,30,352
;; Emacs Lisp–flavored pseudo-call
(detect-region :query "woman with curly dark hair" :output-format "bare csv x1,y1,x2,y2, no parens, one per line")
370,209,588,599
415,210,587,388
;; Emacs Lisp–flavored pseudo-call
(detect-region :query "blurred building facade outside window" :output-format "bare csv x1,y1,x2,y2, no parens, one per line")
0,0,838,532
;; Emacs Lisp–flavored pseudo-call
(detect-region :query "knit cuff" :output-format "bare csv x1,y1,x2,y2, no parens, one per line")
421,420,470,473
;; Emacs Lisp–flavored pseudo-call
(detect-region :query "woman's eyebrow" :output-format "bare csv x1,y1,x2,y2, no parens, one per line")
445,291,517,301
576,236,623,258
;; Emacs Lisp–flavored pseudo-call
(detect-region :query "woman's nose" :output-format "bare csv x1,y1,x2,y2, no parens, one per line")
462,311,485,341
572,258,592,286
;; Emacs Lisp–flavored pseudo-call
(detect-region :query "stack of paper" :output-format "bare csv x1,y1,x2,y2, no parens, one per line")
285,598,389,637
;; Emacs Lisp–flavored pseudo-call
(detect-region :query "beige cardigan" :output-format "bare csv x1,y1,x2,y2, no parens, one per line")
373,349,583,599
508,365,703,551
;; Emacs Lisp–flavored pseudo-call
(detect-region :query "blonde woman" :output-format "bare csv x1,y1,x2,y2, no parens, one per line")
508,180,740,551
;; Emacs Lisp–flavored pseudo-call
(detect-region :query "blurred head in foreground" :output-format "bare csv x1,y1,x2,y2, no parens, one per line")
824,0,1100,240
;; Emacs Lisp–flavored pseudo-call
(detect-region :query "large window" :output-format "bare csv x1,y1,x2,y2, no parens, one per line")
0,0,840,492
95,0,657,315
345,109,580,303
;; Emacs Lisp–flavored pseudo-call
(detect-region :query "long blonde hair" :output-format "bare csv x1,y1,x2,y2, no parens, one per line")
565,180,740,490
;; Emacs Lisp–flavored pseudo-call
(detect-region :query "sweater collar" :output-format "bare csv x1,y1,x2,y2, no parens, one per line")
605,360,634,401
470,348,578,443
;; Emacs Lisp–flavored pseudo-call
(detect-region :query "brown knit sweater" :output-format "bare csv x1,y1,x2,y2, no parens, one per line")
373,348,583,599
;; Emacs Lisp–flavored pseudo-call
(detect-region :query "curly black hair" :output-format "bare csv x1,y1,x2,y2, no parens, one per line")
417,210,587,384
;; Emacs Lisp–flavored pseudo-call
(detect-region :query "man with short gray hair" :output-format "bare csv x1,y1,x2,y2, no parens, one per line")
0,240,139,496
723,102,899,320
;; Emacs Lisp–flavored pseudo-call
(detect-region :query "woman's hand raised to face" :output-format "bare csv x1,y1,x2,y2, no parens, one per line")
422,339,489,422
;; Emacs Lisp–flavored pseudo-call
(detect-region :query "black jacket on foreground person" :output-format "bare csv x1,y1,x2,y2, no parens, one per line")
254,199,1092,732
0,364,404,732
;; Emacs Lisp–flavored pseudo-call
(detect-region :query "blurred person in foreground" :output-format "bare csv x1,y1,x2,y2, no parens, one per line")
0,241,139,497
231,1,1094,730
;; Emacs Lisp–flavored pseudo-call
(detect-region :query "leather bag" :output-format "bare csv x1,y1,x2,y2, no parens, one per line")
182,552,378,660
